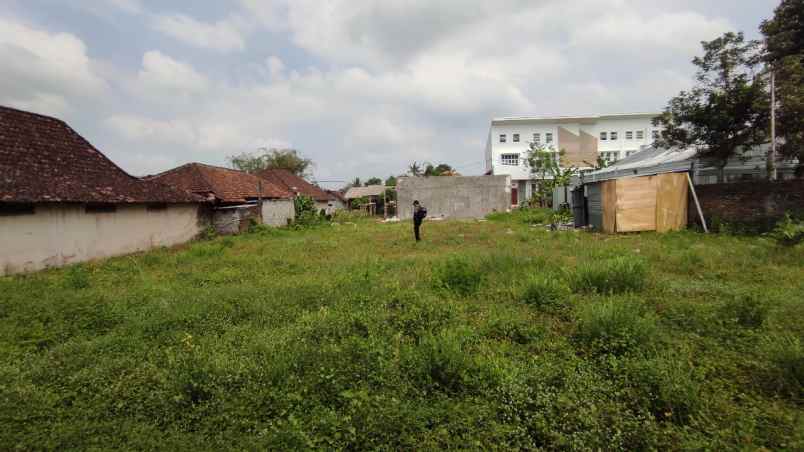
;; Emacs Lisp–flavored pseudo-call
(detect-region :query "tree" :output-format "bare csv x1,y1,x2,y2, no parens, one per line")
761,0,804,170
423,163,459,176
527,144,576,208
227,148,313,176
653,32,769,182
407,162,423,177
385,176,397,187
364,177,383,186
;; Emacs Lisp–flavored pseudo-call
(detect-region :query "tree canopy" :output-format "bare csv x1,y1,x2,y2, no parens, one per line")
653,32,769,181
761,0,804,166
227,148,313,176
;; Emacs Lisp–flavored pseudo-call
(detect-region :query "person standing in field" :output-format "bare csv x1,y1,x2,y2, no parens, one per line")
412,200,426,242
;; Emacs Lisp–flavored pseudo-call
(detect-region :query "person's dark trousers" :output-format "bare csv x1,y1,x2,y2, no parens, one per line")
414,220,422,241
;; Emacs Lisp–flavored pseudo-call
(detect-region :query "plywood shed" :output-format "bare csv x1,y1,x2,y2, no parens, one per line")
579,146,698,233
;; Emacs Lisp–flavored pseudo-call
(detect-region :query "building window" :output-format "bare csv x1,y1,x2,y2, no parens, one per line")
610,131,618,140
652,130,660,139
533,133,541,144
500,153,520,166
545,132,553,144
600,132,607,141
499,134,506,143
626,131,633,140
513,133,520,142
0,202,35,216
636,130,644,140
601,151,620,162
85,203,117,214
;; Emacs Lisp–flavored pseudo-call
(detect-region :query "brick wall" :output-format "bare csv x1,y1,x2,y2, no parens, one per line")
689,179,804,231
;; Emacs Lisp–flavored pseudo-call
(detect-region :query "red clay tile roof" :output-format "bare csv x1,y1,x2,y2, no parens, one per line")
147,163,293,203
0,106,201,204
258,168,331,202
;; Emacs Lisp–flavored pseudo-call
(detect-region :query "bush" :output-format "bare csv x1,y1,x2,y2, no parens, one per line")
521,274,570,313
574,298,659,356
293,195,328,228
434,257,483,297
770,213,804,246
486,208,553,225
571,256,648,294
408,327,480,394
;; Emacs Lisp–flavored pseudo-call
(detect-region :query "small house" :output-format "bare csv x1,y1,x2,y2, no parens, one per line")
0,106,205,275
344,185,388,216
147,163,294,233
257,169,339,214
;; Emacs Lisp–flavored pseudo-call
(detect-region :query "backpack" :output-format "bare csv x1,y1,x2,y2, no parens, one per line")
419,207,427,219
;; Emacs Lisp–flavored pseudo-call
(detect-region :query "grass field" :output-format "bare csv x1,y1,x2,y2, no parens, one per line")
1,212,803,450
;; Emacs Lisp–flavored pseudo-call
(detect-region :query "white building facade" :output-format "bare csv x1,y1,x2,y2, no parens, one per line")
485,113,662,205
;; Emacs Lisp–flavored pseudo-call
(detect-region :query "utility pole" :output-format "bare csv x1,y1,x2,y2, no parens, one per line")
769,68,778,181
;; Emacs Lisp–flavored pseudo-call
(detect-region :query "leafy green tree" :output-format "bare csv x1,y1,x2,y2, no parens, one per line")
227,148,313,176
653,32,769,182
423,163,459,176
364,177,383,186
527,144,576,208
761,0,804,169
385,175,398,186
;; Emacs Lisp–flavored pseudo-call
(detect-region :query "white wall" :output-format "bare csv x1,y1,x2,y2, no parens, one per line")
262,199,295,226
0,204,203,276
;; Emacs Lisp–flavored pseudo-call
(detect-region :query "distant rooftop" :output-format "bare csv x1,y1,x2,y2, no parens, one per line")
492,112,660,125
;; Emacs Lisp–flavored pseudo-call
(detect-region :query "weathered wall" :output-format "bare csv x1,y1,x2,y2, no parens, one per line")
689,179,804,230
0,203,203,276
213,205,260,235
262,199,294,227
396,175,511,220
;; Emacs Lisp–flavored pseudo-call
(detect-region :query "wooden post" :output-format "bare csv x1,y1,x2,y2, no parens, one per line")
258,179,264,223
686,172,707,233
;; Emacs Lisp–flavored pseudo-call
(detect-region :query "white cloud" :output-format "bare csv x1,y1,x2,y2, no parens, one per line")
151,13,247,52
0,17,107,115
134,50,209,97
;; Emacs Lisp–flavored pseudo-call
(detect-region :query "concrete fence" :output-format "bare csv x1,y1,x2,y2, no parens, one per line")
396,175,511,220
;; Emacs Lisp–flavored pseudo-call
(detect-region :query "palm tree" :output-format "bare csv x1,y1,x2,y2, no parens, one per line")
408,161,423,177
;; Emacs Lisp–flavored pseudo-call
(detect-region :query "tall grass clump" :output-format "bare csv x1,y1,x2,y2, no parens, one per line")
520,274,570,313
759,333,803,399
571,256,647,294
625,351,704,424
63,265,91,290
720,293,769,329
434,256,483,297
574,298,659,356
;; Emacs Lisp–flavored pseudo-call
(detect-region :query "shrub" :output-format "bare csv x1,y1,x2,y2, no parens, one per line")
292,195,327,228
63,265,91,290
521,274,570,313
571,256,648,294
770,213,804,247
434,257,483,296
409,328,480,393
574,298,659,356
486,208,553,225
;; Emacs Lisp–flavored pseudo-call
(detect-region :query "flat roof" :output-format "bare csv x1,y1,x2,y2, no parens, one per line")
491,112,660,125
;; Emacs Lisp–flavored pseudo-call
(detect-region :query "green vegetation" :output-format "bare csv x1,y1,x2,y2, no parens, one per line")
1,215,803,449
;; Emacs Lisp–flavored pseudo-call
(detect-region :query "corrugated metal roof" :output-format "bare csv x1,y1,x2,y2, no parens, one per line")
344,185,387,199
581,146,697,183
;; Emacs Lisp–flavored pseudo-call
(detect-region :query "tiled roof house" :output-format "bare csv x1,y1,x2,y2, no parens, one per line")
257,168,331,202
147,163,293,204
0,106,206,276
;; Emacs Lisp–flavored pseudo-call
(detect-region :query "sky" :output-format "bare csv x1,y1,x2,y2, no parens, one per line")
0,0,781,188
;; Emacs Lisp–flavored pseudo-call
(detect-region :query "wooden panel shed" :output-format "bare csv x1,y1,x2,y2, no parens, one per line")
579,146,699,233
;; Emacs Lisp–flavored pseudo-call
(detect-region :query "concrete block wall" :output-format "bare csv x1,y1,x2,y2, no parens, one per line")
396,175,511,220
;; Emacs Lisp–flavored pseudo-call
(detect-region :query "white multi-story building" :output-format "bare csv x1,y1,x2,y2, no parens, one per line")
485,113,662,205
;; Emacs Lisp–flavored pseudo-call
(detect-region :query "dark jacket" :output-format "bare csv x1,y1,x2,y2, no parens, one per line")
413,205,425,224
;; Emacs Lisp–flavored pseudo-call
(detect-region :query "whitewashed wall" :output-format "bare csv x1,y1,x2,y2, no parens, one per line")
0,204,203,276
